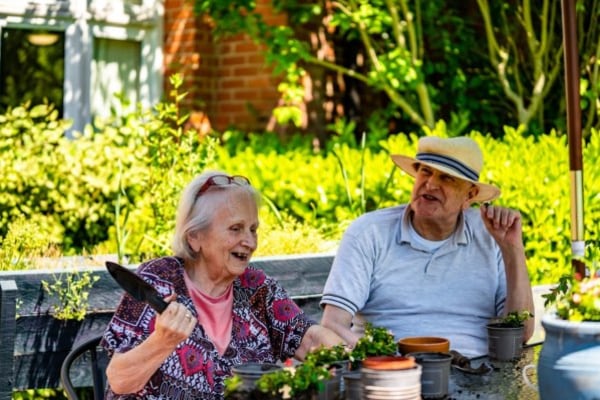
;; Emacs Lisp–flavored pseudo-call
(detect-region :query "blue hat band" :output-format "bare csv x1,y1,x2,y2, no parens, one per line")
416,153,479,181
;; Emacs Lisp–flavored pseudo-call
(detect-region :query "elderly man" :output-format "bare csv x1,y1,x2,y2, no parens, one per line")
320,136,534,357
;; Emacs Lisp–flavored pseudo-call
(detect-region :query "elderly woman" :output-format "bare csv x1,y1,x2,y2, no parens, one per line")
101,170,343,399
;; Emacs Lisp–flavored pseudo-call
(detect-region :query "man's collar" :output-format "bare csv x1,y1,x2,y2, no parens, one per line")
398,206,468,245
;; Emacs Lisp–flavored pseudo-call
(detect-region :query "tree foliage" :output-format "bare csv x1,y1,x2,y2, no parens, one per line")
194,0,600,138
477,0,564,133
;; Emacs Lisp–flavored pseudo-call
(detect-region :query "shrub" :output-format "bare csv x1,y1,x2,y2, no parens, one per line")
543,244,600,321
42,269,100,320
2,96,600,287
0,216,55,271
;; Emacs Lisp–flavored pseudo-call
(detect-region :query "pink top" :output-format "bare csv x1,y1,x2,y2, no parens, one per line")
184,271,233,355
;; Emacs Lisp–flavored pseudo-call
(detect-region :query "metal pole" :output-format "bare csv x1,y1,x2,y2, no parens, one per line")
560,0,586,277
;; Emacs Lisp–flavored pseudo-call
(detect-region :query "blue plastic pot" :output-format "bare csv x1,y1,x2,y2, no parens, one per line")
537,313,600,400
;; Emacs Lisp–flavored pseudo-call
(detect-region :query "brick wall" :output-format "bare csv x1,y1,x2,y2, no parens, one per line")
163,0,286,133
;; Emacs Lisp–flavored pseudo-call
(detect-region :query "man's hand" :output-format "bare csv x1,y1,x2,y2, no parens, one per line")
480,204,524,249
480,204,535,341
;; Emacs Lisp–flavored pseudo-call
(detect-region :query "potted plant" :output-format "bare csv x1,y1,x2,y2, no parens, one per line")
306,343,351,368
486,310,533,361
227,362,283,396
224,346,349,400
256,359,338,400
537,248,600,400
348,323,398,368
224,324,398,399
303,344,350,400
347,323,407,399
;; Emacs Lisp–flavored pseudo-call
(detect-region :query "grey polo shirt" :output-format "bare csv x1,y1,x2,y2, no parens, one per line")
321,205,506,357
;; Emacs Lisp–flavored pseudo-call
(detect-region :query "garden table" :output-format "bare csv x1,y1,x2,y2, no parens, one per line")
447,342,542,399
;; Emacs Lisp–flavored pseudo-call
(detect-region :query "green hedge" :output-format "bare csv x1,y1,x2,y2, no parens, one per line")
1,101,599,285
216,124,600,285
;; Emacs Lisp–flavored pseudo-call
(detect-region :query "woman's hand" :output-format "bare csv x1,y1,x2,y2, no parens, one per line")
294,324,346,361
154,294,197,347
106,294,196,394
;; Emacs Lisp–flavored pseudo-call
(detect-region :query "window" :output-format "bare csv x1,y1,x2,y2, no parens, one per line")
91,37,141,119
0,28,65,115
0,0,162,133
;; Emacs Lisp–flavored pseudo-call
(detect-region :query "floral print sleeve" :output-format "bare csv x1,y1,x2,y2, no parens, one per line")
100,257,315,399
236,267,316,362
100,259,177,358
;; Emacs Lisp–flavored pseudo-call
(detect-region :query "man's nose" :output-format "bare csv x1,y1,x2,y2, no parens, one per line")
424,174,440,188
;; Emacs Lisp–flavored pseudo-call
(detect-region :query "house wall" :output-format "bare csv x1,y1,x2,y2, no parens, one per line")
163,0,285,133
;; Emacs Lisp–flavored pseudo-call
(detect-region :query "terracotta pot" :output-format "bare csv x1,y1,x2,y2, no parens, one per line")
361,356,421,399
362,355,416,370
397,336,450,355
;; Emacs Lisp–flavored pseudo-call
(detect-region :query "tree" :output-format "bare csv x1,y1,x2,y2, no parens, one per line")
194,0,600,139
195,0,438,137
577,0,600,137
476,0,564,134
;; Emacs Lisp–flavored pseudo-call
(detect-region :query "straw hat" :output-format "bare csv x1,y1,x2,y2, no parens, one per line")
391,136,500,202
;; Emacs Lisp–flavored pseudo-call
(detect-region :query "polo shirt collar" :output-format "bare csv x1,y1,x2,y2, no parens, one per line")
397,205,469,246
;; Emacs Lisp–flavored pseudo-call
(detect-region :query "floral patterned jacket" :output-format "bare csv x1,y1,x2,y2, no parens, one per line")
101,256,314,399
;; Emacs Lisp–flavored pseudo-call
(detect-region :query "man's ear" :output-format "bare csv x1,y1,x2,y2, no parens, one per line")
463,185,479,209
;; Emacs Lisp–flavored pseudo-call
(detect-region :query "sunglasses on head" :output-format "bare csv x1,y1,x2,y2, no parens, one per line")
196,175,251,198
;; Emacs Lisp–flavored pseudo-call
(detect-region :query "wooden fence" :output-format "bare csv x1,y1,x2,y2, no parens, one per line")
0,253,335,400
